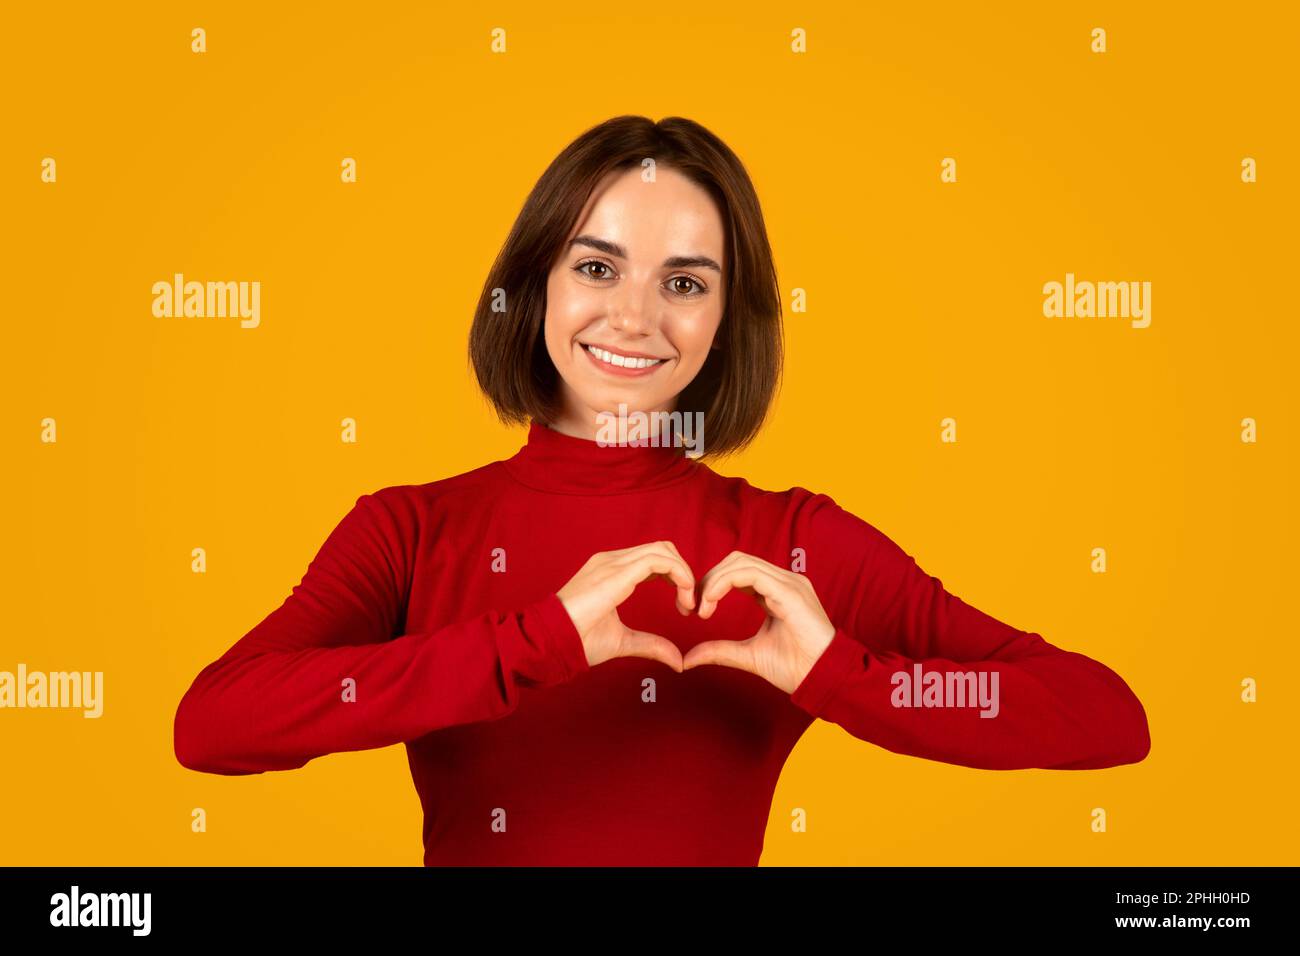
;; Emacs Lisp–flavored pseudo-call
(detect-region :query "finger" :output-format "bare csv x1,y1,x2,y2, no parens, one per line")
698,548,775,593
604,541,665,565
622,540,686,563
698,552,783,589
698,564,787,620
654,541,697,612
738,551,785,574
610,542,696,612
704,550,787,584
655,540,687,561
620,628,684,673
615,541,683,571
695,550,744,607
623,552,695,608
683,637,756,674
643,571,697,614
693,580,769,614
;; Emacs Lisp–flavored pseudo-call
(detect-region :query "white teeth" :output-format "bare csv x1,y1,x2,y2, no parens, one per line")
585,344,663,369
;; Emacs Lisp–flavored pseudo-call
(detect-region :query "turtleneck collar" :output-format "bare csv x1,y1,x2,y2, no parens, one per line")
501,421,702,496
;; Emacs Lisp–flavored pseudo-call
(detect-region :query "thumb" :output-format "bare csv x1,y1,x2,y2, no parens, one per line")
618,628,685,673
683,638,756,675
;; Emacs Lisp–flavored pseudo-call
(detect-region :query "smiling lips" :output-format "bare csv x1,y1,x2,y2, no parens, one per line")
581,342,669,377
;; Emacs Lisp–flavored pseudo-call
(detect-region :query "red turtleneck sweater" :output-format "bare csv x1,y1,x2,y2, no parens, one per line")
173,422,1150,865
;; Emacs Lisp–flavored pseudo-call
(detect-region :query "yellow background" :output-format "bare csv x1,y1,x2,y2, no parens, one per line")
2,1,1295,865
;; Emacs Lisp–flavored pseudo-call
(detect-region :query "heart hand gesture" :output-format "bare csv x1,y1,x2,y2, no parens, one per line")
681,551,837,694
557,541,695,672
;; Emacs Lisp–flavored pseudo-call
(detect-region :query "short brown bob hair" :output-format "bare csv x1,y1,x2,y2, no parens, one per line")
467,115,783,459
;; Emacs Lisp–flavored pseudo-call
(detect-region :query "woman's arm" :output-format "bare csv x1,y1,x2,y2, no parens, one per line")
172,492,589,775
788,494,1151,771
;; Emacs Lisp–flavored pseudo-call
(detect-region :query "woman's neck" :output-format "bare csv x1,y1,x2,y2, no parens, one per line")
546,398,680,445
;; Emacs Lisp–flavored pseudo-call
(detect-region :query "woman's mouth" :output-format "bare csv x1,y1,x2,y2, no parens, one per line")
580,342,669,377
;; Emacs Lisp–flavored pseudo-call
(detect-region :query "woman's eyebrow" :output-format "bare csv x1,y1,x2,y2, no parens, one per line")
569,234,722,273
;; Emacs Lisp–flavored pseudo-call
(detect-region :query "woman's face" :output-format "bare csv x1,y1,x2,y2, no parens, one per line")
543,165,726,438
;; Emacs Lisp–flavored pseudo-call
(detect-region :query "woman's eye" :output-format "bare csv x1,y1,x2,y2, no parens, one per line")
575,260,614,281
669,275,705,297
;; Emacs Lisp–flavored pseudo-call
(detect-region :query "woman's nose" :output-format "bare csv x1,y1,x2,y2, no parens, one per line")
608,283,656,335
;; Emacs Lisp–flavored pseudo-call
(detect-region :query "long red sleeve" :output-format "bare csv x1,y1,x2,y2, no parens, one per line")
788,495,1151,770
172,492,590,775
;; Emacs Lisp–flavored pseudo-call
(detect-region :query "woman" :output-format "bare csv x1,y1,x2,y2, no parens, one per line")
173,115,1151,866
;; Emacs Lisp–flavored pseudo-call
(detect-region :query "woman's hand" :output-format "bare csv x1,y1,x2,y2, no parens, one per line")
683,551,837,694
557,541,696,672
